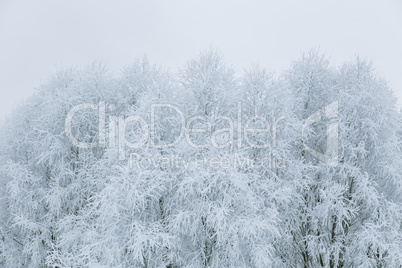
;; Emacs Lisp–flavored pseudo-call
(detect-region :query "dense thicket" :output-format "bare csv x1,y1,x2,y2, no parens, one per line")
1,50,401,267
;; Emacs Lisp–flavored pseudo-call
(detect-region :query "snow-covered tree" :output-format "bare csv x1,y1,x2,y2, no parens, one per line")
0,50,401,268
283,51,402,267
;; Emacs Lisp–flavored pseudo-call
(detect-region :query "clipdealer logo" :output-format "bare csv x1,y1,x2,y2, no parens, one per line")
65,101,338,166
65,102,286,160
301,101,338,166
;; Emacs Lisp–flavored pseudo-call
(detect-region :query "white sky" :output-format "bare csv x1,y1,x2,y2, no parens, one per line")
1,0,401,120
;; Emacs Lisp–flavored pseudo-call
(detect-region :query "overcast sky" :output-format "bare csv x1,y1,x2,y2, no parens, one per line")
1,0,401,120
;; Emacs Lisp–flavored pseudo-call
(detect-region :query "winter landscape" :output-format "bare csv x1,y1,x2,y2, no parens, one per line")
1,1,401,267
1,49,401,267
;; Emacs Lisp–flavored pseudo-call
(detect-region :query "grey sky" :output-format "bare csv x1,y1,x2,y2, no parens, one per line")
1,0,401,121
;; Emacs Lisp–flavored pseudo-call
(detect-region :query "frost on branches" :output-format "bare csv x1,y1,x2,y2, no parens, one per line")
0,50,401,267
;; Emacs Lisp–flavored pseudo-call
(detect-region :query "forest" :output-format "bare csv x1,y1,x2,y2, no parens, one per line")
0,49,401,267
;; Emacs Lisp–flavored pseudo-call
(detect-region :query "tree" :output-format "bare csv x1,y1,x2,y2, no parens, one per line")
0,50,401,268
283,51,402,267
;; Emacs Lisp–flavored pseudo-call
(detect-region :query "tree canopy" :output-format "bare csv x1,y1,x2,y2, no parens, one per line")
1,50,401,267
